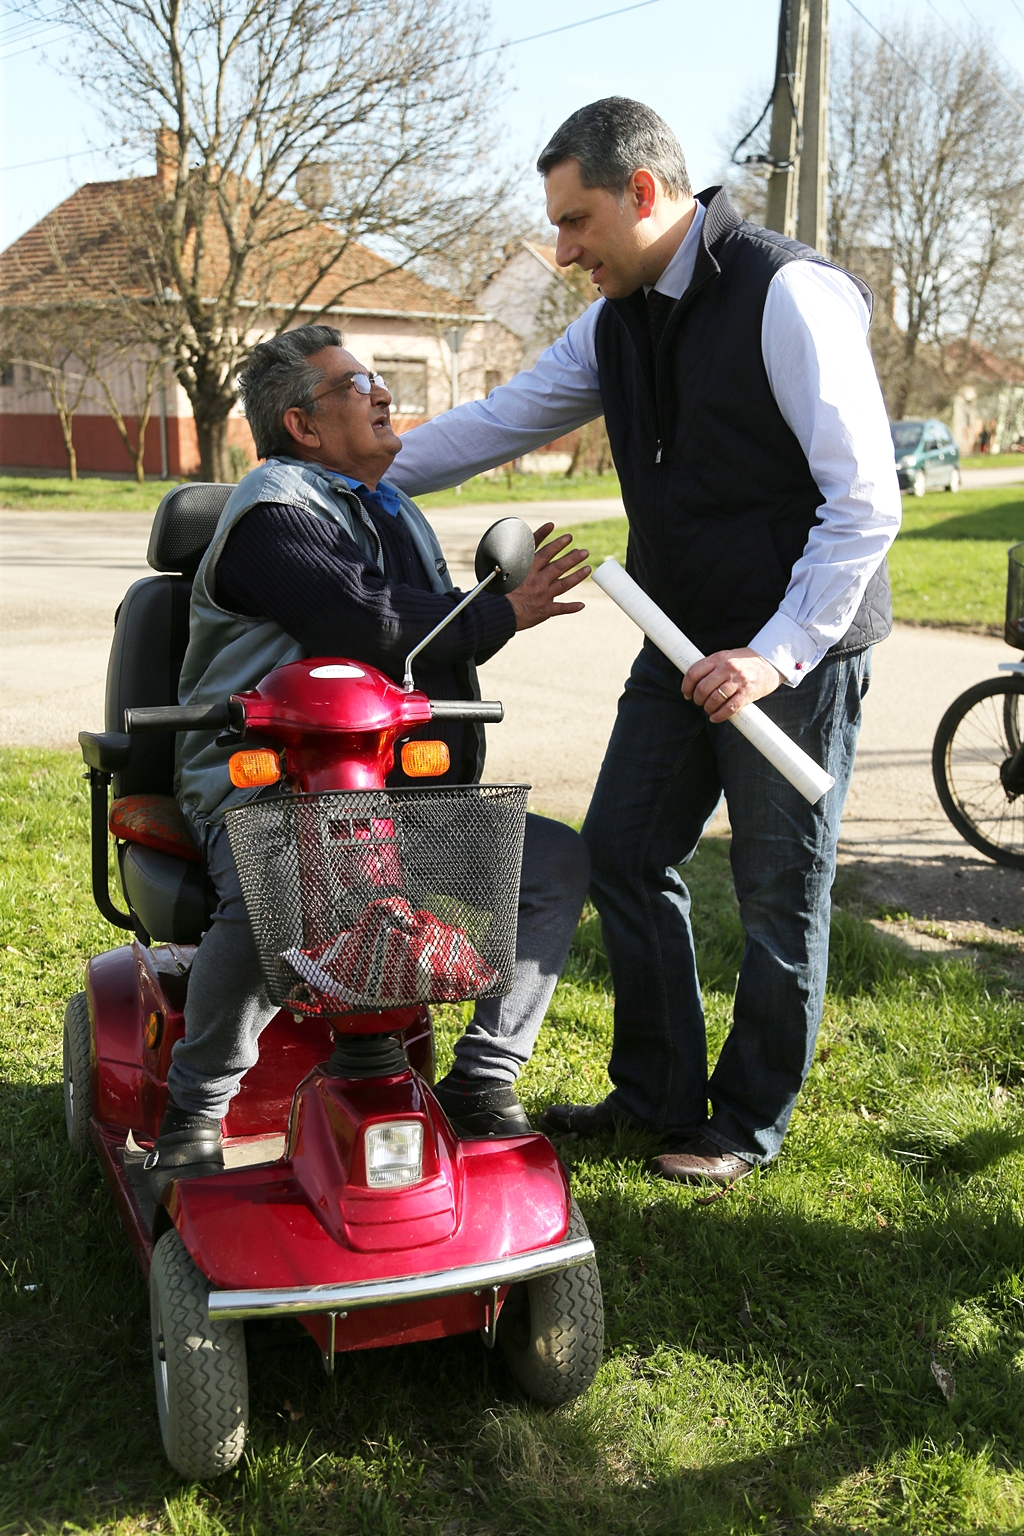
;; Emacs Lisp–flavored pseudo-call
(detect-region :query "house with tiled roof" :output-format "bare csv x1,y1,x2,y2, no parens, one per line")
0,162,521,477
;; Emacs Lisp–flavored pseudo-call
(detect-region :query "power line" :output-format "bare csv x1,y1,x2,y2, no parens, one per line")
0,145,126,171
954,0,1024,93
921,0,1024,117
0,0,669,171
457,0,664,61
0,22,67,57
842,0,956,109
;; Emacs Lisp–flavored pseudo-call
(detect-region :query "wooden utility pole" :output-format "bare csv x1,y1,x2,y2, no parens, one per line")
764,0,810,238
797,0,829,252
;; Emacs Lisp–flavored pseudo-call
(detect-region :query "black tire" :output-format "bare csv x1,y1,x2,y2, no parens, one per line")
932,675,1024,867
497,1201,603,1405
63,991,92,1157
150,1228,248,1479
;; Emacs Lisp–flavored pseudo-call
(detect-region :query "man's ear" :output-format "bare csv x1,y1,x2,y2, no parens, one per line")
282,405,320,448
631,169,657,221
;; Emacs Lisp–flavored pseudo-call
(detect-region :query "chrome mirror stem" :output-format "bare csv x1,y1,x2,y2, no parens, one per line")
402,567,498,692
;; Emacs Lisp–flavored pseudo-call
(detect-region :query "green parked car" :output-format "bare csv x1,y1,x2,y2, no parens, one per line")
890,418,961,496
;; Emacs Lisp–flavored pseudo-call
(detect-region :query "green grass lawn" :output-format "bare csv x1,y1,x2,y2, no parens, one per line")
961,455,1024,471
4,749,1024,1532
559,486,1024,634
0,476,189,512
0,471,622,513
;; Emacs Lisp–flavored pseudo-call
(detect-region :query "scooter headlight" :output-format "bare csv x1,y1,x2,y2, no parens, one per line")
364,1121,424,1188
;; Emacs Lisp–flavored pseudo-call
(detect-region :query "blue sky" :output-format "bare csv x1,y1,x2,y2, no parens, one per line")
2,0,1024,251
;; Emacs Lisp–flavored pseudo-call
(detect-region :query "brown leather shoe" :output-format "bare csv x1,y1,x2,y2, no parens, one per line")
652,1134,754,1187
537,1098,634,1136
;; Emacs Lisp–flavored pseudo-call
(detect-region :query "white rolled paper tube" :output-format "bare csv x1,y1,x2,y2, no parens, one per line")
591,558,836,806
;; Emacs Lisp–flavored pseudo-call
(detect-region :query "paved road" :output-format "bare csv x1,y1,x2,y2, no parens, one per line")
4,505,1024,924
961,465,1024,489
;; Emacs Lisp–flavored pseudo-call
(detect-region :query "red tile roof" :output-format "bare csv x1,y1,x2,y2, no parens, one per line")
0,175,471,318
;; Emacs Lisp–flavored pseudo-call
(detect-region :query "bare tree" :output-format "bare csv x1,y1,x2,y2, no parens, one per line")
0,307,102,480
55,0,513,479
829,20,1024,417
89,344,162,483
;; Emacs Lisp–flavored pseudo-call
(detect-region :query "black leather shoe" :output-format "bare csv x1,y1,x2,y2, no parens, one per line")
145,1103,224,1199
432,1074,533,1138
652,1134,754,1188
537,1098,633,1137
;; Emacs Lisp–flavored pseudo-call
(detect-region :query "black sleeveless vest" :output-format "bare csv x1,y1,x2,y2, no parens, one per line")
594,186,892,659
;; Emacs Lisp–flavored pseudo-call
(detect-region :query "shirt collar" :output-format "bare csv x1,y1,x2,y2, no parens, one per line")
327,469,402,517
643,199,707,302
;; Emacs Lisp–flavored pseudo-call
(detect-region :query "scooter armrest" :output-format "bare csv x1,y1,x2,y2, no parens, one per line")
79,731,132,774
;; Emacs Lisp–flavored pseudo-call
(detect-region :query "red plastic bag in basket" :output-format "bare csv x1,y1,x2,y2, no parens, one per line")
281,896,497,1007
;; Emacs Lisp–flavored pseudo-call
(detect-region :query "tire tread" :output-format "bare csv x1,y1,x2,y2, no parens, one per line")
150,1228,248,1479
498,1201,604,1405
63,991,92,1156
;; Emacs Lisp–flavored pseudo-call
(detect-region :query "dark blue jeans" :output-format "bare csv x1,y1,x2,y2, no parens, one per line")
582,643,871,1164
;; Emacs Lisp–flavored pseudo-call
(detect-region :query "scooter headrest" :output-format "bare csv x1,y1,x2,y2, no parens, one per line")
147,482,234,577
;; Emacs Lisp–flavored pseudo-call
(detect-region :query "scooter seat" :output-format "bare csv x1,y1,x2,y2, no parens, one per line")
109,794,202,863
120,842,208,945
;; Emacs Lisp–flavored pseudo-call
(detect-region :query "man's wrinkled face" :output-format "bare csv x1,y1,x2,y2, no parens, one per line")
545,157,651,300
282,345,402,485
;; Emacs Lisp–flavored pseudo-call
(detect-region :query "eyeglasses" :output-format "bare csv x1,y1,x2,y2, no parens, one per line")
311,370,388,404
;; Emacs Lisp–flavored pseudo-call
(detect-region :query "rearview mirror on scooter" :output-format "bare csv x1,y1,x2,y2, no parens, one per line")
402,518,535,690
474,517,535,593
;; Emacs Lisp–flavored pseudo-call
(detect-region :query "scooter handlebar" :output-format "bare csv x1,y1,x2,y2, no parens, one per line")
124,701,244,733
429,700,504,723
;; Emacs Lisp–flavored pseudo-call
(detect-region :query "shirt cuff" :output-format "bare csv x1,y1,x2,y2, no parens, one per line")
748,613,824,687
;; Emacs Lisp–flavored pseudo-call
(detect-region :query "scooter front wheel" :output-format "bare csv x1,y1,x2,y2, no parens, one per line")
150,1227,249,1479
497,1201,603,1404
63,991,92,1157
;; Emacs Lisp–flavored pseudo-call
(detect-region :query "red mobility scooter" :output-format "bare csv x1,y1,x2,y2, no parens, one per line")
65,484,603,1479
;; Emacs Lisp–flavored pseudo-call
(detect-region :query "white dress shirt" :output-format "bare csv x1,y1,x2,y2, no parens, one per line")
388,201,902,683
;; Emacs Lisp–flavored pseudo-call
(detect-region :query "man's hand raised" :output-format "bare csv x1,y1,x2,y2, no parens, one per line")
505,522,591,631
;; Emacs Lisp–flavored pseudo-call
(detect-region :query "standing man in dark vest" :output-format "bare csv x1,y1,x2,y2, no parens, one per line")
389,97,901,1187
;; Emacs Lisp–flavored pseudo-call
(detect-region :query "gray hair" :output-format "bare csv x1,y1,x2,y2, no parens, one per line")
537,97,691,199
238,324,344,459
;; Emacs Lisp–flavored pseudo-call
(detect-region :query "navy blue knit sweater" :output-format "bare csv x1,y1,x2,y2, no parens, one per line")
215,500,516,785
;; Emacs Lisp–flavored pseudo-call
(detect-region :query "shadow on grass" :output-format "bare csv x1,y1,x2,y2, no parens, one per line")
899,497,1024,541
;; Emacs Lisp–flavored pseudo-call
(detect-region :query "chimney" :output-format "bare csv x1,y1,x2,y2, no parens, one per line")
156,127,178,195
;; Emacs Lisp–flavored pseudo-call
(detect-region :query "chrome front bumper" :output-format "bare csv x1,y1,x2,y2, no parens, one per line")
206,1234,595,1321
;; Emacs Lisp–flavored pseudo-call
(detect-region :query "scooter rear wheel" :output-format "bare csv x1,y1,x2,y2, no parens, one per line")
149,1227,249,1479
497,1201,603,1404
63,991,92,1157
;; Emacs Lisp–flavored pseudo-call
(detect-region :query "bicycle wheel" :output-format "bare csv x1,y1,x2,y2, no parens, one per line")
933,676,1024,867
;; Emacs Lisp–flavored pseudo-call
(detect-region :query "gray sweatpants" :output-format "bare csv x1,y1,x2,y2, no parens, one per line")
167,813,591,1120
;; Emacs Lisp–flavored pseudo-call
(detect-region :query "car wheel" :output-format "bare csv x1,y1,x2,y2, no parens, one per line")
948,467,961,492
912,469,927,497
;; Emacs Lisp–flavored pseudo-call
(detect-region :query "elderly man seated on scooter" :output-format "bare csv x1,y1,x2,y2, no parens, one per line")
147,324,593,1191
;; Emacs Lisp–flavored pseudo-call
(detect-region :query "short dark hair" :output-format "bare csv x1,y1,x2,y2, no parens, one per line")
537,97,690,199
238,324,344,459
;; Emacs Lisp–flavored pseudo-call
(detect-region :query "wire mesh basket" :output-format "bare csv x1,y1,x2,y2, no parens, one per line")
225,785,529,1015
1007,543,1024,649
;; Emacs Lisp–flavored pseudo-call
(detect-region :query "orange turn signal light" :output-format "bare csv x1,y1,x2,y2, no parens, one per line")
401,739,451,778
228,749,282,789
